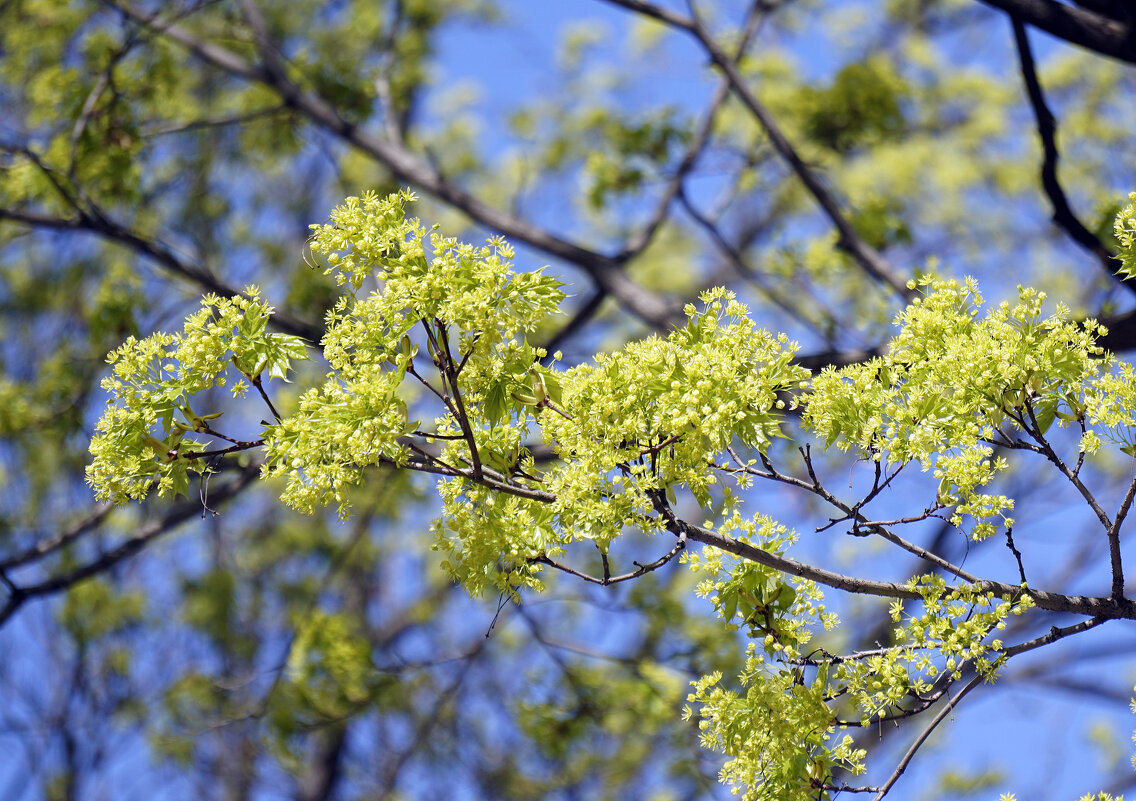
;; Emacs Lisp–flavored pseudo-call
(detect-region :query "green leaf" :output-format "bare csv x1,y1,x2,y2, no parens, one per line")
484,380,508,426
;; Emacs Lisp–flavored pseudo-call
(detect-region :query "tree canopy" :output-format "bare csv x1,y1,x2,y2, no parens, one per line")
3,1,1136,800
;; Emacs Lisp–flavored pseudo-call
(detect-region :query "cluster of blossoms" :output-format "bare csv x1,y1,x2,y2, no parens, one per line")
87,191,1136,800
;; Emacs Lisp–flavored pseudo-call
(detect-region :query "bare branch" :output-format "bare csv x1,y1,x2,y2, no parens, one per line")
865,524,979,584
1106,466,1136,599
977,0,1136,63
723,446,976,580
143,105,288,137
1010,17,1127,290
619,0,777,259
1003,525,1029,585
1001,614,1108,658
872,674,985,800
0,466,259,629
0,150,320,342
600,0,914,301
679,189,832,332
0,503,115,571
432,320,483,479
823,782,882,794
103,0,680,329
533,524,687,586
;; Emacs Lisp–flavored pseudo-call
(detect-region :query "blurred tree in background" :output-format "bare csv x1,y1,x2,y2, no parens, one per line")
3,1,1136,799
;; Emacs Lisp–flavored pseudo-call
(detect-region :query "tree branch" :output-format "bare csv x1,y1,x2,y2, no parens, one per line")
978,0,1136,63
600,0,914,301
389,436,1136,619
0,502,115,571
617,0,778,260
103,0,680,329
1105,466,1136,599
0,466,259,629
532,525,687,586
872,674,984,800
1010,16,1128,291
677,516,1136,619
1020,399,1112,530
679,189,833,333
0,152,320,342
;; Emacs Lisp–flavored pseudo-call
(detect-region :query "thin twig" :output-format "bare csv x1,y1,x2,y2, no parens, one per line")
618,0,778,259
0,467,259,629
432,319,482,479
144,105,288,137
532,531,686,586
1022,399,1111,529
249,374,282,422
1004,526,1029,585
600,0,913,301
871,674,984,800
0,503,116,571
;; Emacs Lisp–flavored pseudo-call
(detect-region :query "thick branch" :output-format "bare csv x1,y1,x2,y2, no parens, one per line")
978,0,1136,63
677,518,1136,619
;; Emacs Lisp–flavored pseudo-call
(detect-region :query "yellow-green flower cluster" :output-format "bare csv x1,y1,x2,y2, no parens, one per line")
685,644,866,801
1114,191,1136,281
684,513,835,656
827,576,1031,729
309,189,563,346
803,277,1103,539
542,290,807,548
264,192,565,519
261,368,410,516
1084,361,1136,456
87,290,307,503
434,481,561,597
